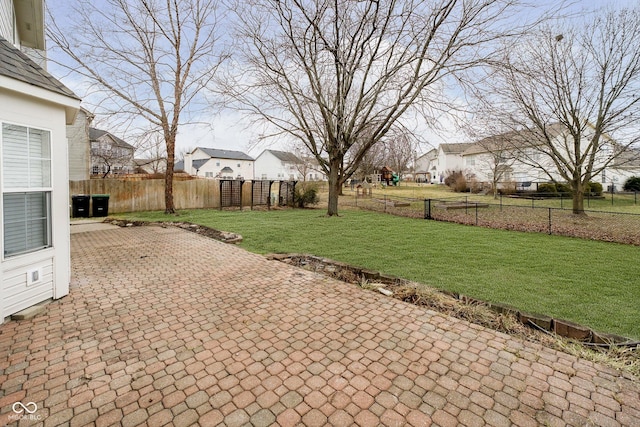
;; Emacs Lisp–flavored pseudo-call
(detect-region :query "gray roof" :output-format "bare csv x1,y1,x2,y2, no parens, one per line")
0,36,79,100
264,149,303,164
89,128,135,150
175,160,185,170
196,147,254,161
440,143,474,154
462,123,576,156
192,159,209,170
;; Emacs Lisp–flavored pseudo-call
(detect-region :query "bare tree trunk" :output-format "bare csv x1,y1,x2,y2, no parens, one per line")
164,133,176,214
327,157,342,216
572,181,585,215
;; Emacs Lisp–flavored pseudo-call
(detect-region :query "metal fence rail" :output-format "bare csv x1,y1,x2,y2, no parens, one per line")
345,191,640,245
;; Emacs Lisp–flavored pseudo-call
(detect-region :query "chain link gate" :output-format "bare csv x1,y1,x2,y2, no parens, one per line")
220,180,243,209
278,181,296,206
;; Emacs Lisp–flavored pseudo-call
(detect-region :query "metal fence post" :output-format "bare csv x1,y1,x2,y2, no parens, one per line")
475,203,478,225
548,208,552,234
384,195,387,213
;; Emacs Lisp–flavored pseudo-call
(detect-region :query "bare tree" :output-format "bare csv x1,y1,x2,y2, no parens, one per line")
136,131,167,174
355,142,385,183
472,7,640,214
91,140,134,178
48,0,226,213
223,0,543,216
382,127,420,181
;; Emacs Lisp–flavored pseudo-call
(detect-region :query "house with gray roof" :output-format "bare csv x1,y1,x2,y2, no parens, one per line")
183,147,254,179
1,0,80,321
90,127,136,176
254,149,305,181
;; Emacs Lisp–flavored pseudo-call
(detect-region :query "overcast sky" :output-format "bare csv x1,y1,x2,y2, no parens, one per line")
46,0,637,158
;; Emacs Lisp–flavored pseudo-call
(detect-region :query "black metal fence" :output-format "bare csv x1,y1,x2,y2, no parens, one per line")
251,180,273,209
345,192,640,245
220,179,243,209
278,181,296,206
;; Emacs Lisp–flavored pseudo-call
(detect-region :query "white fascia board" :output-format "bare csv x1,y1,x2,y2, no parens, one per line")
0,75,80,123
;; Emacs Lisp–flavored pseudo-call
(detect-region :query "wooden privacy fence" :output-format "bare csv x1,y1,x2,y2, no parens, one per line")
69,178,278,214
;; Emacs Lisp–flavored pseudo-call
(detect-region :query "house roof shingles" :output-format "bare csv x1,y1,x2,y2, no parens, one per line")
440,143,474,154
89,128,135,150
0,36,79,100
197,147,254,161
265,149,303,164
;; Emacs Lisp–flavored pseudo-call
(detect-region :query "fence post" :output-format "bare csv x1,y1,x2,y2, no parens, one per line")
500,193,503,212
560,193,563,209
384,195,387,213
475,203,478,225
425,199,432,219
548,208,552,234
636,191,637,205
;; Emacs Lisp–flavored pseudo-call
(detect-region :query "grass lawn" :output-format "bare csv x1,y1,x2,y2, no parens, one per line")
356,182,640,213
114,207,640,339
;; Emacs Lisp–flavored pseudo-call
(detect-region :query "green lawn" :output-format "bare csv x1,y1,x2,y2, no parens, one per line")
365,183,640,213
114,207,640,339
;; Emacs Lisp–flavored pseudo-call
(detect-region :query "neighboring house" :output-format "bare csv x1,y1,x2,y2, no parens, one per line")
254,149,304,181
183,147,254,180
134,157,167,174
1,0,81,321
67,107,94,181
414,148,438,183
600,147,640,192
460,123,640,190
431,143,474,183
90,127,135,176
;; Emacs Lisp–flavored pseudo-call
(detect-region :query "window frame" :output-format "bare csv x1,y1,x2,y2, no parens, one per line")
1,121,53,259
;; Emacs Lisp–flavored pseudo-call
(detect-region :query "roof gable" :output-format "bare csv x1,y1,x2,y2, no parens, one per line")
89,127,134,150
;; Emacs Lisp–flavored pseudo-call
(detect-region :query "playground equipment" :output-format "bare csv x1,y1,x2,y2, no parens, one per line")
381,166,400,186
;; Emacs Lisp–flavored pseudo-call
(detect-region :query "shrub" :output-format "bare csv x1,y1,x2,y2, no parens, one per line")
623,176,640,192
537,183,557,196
294,183,319,208
586,181,603,196
555,182,572,195
444,170,473,192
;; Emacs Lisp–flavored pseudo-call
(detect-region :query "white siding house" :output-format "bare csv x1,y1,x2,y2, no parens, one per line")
430,143,474,184
1,0,80,321
67,108,93,181
183,147,254,180
460,124,640,190
254,149,304,181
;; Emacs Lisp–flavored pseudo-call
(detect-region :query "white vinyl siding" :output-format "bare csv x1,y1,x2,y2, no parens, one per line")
2,123,52,258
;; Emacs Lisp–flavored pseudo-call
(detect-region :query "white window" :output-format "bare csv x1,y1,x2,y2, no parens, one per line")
205,172,213,178
2,123,52,258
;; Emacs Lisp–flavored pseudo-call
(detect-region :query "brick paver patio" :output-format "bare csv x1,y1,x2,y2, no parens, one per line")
1,225,639,426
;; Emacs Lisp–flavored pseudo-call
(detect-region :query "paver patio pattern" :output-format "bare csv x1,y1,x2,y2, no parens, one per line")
1,225,639,426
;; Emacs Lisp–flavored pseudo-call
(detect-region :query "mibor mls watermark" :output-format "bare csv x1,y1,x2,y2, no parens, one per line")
9,401,42,422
